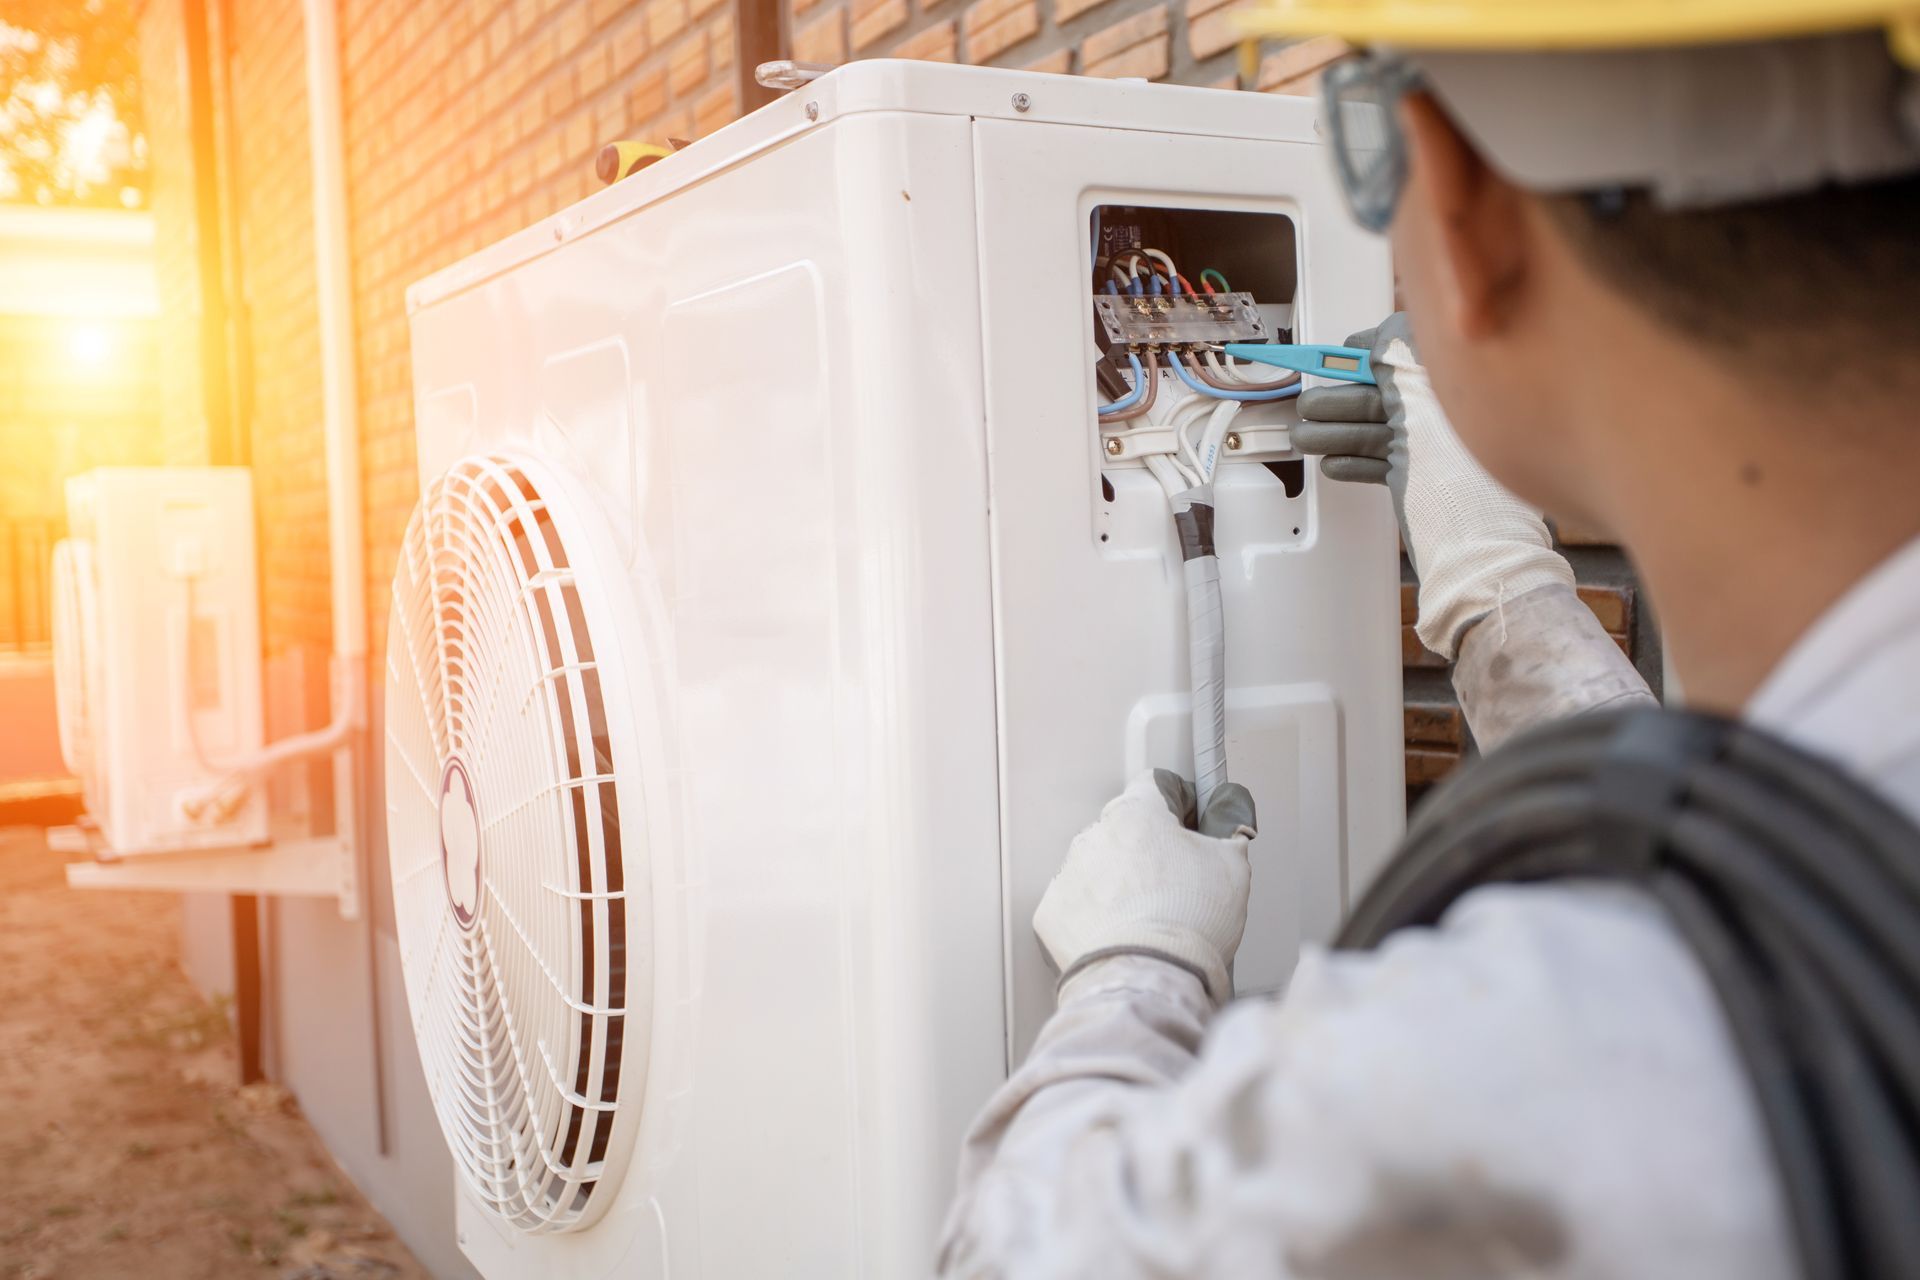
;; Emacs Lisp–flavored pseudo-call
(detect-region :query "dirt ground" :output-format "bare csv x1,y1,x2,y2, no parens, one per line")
0,827,430,1280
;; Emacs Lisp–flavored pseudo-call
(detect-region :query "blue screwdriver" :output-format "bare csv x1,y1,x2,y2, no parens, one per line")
1221,342,1376,385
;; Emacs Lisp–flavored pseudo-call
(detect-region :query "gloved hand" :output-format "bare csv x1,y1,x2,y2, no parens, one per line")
1293,313,1574,660
1033,770,1256,1005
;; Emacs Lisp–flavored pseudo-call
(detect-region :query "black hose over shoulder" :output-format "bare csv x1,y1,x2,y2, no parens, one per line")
1337,706,1920,1280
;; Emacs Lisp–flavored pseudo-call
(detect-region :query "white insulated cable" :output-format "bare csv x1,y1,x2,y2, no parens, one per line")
1205,349,1249,385
1192,399,1241,483
1142,405,1230,806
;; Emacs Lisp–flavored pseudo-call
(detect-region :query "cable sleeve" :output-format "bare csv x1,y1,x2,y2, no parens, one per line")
1172,489,1226,804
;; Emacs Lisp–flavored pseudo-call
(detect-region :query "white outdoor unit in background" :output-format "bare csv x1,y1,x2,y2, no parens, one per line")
52,468,268,855
389,62,1402,1279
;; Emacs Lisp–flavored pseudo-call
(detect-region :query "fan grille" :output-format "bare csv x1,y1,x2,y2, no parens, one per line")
385,454,638,1233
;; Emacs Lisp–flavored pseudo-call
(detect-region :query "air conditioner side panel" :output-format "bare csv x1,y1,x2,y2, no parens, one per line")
405,111,1005,1280
84,468,267,854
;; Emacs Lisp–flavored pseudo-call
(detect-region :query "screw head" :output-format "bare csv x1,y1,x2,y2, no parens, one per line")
1225,432,1243,451
1012,92,1032,112
1104,436,1125,456
805,101,820,121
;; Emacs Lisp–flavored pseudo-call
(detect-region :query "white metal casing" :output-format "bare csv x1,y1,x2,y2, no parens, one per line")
398,61,1401,1280
60,468,268,854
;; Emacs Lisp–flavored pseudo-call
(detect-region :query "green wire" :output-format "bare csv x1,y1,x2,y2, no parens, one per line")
1200,268,1231,292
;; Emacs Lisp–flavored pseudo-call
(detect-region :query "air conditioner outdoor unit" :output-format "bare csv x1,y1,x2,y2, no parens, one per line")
389,62,1403,1279
52,467,269,855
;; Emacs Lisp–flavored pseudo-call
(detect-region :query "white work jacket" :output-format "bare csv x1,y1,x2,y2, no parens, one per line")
937,538,1920,1279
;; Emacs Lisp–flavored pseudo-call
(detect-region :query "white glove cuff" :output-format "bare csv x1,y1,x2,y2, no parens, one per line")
1415,547,1576,661
1058,945,1222,1004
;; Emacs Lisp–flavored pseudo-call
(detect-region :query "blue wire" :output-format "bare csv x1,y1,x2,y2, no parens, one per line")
1171,355,1304,402
1148,271,1163,296
1105,279,1120,295
1098,353,1150,415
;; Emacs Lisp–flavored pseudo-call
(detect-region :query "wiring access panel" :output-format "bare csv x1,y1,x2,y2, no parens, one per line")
1090,204,1308,509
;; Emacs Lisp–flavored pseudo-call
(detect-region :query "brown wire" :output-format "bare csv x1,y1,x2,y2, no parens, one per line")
1100,350,1161,425
1182,350,1299,393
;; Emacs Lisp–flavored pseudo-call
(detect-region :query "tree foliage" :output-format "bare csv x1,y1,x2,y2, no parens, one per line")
0,0,147,207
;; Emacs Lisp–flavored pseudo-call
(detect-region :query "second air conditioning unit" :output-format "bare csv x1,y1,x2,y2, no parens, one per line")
53,467,268,855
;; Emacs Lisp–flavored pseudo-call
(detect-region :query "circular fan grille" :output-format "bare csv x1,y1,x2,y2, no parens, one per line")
51,538,97,779
385,453,647,1234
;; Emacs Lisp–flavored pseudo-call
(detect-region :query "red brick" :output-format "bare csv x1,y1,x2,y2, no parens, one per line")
691,0,730,19
710,13,736,71
1054,0,1114,23
1083,5,1167,65
1185,0,1252,60
627,66,670,121
853,0,911,50
1406,746,1462,786
1404,702,1464,748
1086,34,1167,78
1550,516,1616,547
1024,47,1073,74
1256,34,1350,90
545,65,580,114
1577,584,1633,636
1401,626,1447,670
562,107,596,170
658,104,695,138
648,0,690,46
668,35,710,95
893,20,958,61
577,41,615,96
557,1,590,52
611,14,649,73
694,82,736,135
963,0,1040,62
792,10,848,63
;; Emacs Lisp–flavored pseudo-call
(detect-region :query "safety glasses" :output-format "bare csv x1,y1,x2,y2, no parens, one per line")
1320,54,1426,234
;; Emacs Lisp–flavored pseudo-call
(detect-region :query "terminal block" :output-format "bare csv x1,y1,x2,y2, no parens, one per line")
1092,291,1269,354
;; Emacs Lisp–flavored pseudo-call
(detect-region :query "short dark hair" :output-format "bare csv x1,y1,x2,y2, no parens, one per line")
1543,175,1920,391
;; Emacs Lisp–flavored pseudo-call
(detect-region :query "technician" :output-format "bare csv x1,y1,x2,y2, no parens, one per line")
938,4,1920,1277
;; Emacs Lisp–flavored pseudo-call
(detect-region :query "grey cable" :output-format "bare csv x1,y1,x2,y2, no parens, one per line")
1337,706,1920,1280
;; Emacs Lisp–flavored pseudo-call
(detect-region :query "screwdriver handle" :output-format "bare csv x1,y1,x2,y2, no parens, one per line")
1221,342,1376,385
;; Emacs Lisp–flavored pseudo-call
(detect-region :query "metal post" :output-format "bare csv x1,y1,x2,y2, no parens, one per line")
231,894,264,1083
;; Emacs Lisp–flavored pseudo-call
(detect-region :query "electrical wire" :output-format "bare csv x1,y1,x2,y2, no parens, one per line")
1187,399,1242,484
1200,268,1231,293
1335,705,1920,1280
1198,348,1300,393
1099,351,1161,425
1173,353,1302,402
1097,352,1151,416
1143,249,1182,292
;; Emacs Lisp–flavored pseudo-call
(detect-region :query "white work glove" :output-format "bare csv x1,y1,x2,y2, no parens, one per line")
1033,770,1256,1005
1293,313,1574,660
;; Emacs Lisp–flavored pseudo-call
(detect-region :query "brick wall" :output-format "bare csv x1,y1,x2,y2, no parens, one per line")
226,0,332,660
138,0,1655,814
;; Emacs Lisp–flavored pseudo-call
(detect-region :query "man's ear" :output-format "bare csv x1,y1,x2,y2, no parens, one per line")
1399,91,1531,340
